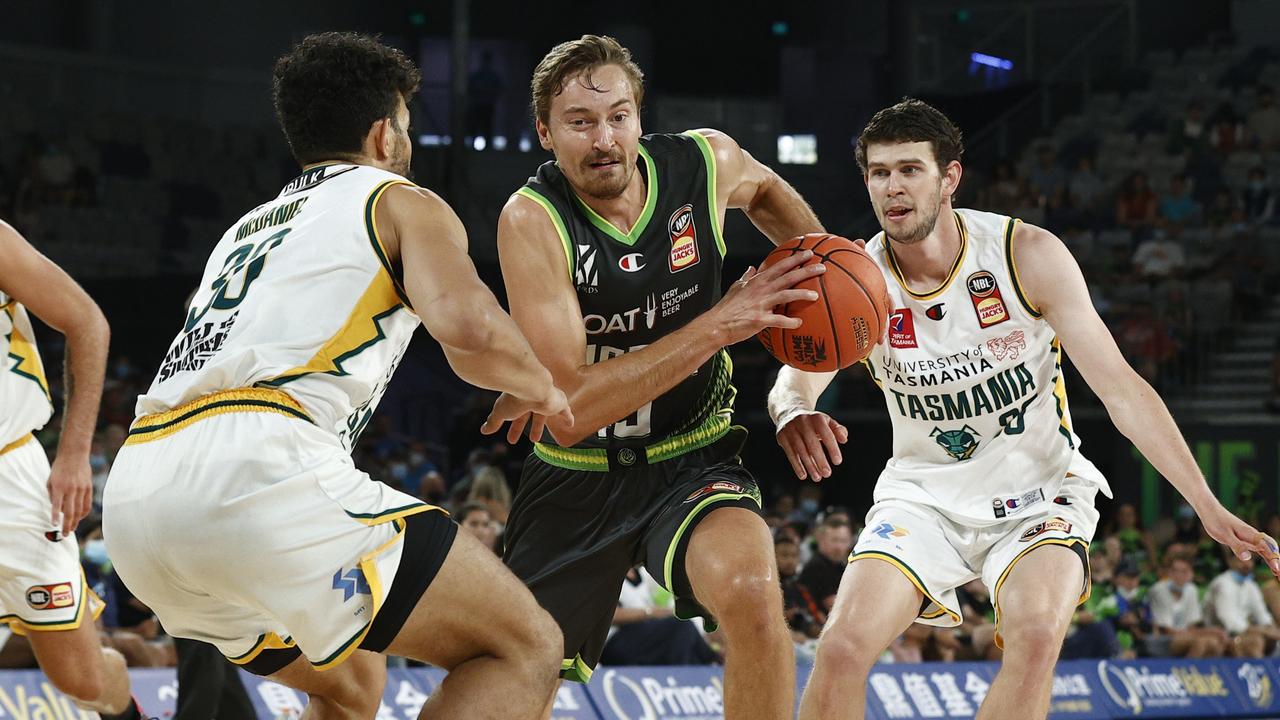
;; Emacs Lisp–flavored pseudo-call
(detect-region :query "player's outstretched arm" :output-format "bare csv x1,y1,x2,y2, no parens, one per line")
689,128,825,246
1014,221,1280,578
768,367,847,481
0,219,108,536
496,194,822,447
378,185,571,439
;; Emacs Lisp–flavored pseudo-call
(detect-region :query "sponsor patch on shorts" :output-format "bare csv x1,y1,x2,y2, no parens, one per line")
683,480,744,503
1019,518,1072,542
26,583,74,610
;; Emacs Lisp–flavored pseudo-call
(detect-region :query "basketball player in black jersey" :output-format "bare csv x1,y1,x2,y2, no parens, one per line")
482,35,826,718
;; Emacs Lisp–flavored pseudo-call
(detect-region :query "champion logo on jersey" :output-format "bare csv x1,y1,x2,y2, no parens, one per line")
925,303,947,321
966,270,1009,328
888,308,918,348
668,204,700,273
576,244,600,293
618,253,646,272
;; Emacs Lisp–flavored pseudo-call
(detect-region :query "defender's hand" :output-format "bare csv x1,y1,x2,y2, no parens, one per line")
776,411,848,481
481,388,574,445
47,455,92,537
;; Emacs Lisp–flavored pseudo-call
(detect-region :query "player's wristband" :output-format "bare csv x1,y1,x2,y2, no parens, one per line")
774,407,820,434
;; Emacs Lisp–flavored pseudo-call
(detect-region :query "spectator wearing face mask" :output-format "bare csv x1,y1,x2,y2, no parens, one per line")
1204,551,1279,657
1241,167,1274,226
1145,555,1227,657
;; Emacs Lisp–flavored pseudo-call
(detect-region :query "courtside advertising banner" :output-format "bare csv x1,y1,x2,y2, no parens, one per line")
0,659,1276,718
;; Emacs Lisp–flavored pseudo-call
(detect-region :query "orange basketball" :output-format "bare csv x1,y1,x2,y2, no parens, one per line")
757,233,890,372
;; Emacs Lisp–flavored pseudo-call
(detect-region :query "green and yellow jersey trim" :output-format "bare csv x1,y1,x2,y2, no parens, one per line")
0,432,33,457
126,388,312,446
514,187,575,282
884,211,969,301
226,632,296,666
2,302,51,401
684,130,728,258
364,178,416,308
263,273,404,387
848,550,962,624
344,503,443,527
561,654,594,683
861,358,883,389
1003,217,1043,318
1050,338,1075,448
569,143,658,247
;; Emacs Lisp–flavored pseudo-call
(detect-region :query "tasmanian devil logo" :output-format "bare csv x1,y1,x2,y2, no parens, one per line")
668,205,700,273
930,425,981,461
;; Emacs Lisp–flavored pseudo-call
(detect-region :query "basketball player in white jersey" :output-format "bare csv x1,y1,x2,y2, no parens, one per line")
0,221,144,718
768,99,1280,720
103,33,571,718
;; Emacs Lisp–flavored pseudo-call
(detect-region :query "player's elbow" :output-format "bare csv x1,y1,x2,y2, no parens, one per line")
65,302,110,348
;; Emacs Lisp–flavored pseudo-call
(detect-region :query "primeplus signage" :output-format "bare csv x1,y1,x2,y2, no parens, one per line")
600,670,724,719
1097,660,1229,714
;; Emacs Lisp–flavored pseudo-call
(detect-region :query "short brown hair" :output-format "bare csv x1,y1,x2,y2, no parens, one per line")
856,97,964,175
530,35,644,125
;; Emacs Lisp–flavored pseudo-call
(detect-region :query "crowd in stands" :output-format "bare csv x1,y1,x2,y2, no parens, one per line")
958,86,1276,403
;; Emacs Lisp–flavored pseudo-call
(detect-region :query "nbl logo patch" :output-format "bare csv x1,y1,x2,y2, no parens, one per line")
668,205,700,273
967,270,1009,328
26,583,74,610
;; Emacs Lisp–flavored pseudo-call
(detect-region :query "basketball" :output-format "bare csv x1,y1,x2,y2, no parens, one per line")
757,233,890,372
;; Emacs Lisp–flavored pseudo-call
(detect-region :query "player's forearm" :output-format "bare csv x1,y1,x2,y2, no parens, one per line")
768,366,836,427
436,299,557,402
551,314,727,445
56,308,109,458
1104,375,1218,512
742,172,824,245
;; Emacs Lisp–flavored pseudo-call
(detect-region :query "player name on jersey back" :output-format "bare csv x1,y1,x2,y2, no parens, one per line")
136,164,421,451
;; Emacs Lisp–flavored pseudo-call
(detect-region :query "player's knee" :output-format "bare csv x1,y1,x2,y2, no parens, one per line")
702,565,781,632
999,619,1066,668
814,627,880,677
505,607,563,688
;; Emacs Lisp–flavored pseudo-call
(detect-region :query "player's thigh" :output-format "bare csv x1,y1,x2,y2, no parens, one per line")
819,558,924,664
267,649,385,709
987,543,1084,647
26,621,107,690
851,501,972,625
383,525,559,669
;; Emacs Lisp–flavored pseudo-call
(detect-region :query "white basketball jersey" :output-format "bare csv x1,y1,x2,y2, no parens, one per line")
862,208,1109,526
0,294,53,446
137,164,421,451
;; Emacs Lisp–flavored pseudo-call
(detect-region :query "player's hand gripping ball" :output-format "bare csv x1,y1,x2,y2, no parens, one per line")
757,233,890,372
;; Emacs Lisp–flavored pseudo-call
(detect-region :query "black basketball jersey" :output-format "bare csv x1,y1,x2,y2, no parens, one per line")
515,131,736,462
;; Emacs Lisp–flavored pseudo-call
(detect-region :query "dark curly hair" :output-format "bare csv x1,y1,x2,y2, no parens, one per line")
855,98,964,175
272,32,421,165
